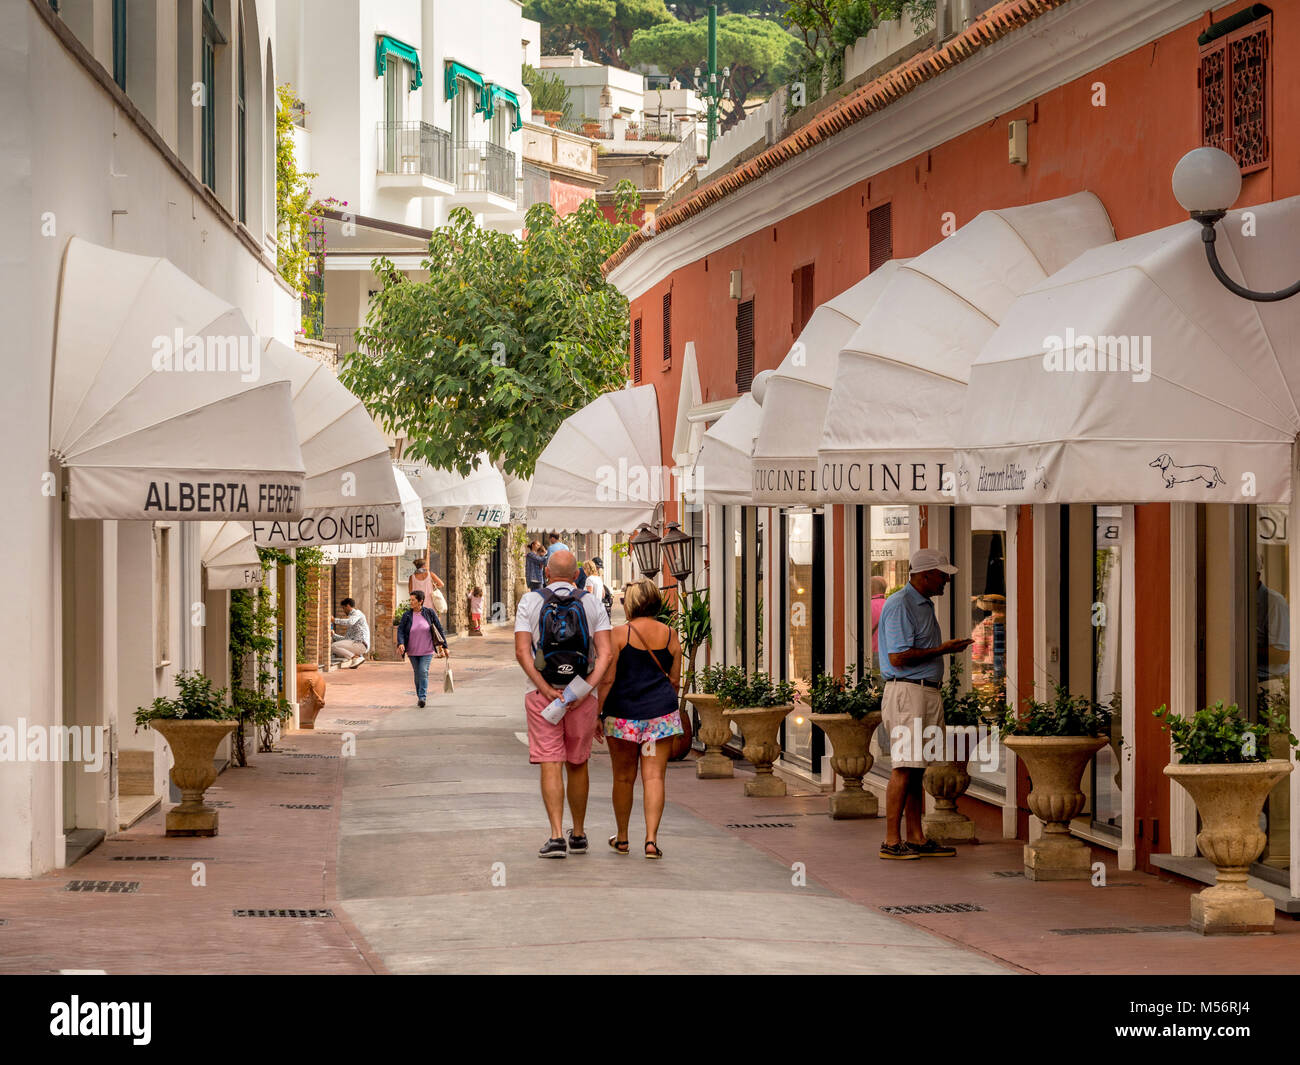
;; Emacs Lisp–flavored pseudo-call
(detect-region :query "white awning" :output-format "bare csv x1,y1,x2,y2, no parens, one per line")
402,453,510,527
817,192,1115,503
956,196,1300,504
50,238,305,521
503,470,532,525
199,522,263,589
527,384,663,532
250,339,403,547
687,392,762,505
363,466,428,556
751,262,905,503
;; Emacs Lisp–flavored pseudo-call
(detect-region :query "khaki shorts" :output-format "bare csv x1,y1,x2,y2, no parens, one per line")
882,681,944,768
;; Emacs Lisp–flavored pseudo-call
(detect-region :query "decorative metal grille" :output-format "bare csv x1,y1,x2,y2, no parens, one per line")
1199,17,1270,173
881,903,985,914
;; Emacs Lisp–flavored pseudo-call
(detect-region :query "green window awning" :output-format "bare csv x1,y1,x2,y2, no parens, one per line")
375,35,422,91
445,61,485,102
481,85,523,132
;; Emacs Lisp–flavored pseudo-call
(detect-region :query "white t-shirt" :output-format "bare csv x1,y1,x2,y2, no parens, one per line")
583,574,606,604
515,581,611,691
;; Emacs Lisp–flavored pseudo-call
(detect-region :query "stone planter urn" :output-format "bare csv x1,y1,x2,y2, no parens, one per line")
1002,735,1107,880
1164,760,1294,934
296,663,326,730
686,693,733,779
722,705,794,797
923,726,976,843
149,719,238,837
810,712,881,818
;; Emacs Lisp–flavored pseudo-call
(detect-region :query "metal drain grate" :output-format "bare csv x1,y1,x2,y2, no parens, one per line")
65,881,140,893
1051,924,1186,936
110,856,213,862
206,801,232,808
338,719,372,725
991,870,1025,878
232,908,334,919
725,822,795,829
279,771,318,776
881,902,985,915
277,803,331,810
281,753,338,760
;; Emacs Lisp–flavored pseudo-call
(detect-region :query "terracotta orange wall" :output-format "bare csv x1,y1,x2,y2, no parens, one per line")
551,179,595,218
631,2,1297,496
1134,503,1173,866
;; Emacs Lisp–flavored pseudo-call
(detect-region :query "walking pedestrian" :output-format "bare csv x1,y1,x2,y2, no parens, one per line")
581,559,605,607
330,598,370,669
469,585,484,635
514,549,613,858
595,578,683,860
545,532,570,560
396,590,448,708
525,540,546,591
409,558,447,616
877,549,972,861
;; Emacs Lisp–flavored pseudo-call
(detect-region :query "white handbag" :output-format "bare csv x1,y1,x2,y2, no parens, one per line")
431,588,448,615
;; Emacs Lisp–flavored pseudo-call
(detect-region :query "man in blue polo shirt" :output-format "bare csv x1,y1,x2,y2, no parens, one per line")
877,548,972,861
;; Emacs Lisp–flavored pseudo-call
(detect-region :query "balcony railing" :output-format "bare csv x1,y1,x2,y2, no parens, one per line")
455,141,517,200
376,121,453,183
320,326,377,361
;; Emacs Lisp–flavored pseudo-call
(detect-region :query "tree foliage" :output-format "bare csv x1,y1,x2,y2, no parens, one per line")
522,64,572,120
525,0,674,66
341,184,641,480
625,13,801,128
781,0,935,94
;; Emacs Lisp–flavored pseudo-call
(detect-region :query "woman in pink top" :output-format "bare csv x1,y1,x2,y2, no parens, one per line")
408,558,444,608
396,590,447,708
869,576,888,657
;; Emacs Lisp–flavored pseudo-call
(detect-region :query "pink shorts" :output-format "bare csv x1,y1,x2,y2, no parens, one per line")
524,690,600,765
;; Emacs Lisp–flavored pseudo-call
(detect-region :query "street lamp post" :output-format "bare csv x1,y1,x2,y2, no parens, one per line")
691,4,729,153
1172,147,1300,303
628,502,694,588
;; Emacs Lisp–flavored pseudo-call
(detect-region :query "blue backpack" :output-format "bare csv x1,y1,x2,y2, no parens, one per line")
535,588,591,685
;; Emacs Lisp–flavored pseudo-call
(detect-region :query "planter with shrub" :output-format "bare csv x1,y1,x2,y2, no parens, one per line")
685,663,738,779
1157,700,1296,934
809,666,884,818
922,663,991,843
720,672,798,797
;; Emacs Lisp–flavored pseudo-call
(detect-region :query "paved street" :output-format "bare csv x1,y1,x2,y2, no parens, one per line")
4,623,1300,974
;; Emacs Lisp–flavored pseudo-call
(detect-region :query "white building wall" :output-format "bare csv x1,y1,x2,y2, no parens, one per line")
3,0,293,877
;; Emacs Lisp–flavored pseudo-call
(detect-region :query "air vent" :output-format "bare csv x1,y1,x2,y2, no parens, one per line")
881,903,985,915
1051,924,1186,936
277,804,332,810
110,855,213,862
232,909,334,919
65,881,140,893
725,822,794,829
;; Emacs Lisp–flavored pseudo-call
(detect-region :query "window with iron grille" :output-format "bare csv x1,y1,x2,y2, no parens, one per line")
793,263,815,336
868,203,892,273
1199,11,1271,173
662,291,672,365
632,318,643,383
736,299,754,393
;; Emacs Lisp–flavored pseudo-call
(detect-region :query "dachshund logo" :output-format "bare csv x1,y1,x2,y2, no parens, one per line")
1149,453,1226,489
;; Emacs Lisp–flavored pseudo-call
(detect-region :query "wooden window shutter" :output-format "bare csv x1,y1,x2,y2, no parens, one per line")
662,291,672,364
868,203,892,273
735,299,754,393
1200,13,1271,172
632,317,643,383
793,263,815,335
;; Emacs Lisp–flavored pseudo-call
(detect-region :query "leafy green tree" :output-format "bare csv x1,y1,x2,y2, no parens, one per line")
781,1,934,93
525,0,674,66
340,185,641,480
626,13,801,128
522,63,573,121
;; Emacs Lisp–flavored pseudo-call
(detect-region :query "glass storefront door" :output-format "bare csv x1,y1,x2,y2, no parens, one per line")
1255,505,1290,872
1091,506,1124,835
969,506,1008,794
780,508,823,772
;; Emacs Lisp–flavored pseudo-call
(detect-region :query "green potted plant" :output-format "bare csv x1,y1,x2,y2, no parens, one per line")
135,671,238,837
1156,700,1296,934
685,662,737,779
922,661,987,843
996,685,1113,880
809,665,884,818
719,671,798,797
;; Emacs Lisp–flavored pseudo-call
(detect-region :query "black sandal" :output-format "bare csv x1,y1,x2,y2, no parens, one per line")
608,836,629,855
644,841,663,860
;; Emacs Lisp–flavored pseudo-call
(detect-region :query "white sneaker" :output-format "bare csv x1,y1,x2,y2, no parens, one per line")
348,656,364,669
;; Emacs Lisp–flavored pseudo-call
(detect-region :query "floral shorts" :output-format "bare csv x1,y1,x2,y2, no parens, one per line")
603,710,684,745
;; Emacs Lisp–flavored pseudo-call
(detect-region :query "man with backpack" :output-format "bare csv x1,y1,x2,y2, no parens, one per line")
514,549,613,858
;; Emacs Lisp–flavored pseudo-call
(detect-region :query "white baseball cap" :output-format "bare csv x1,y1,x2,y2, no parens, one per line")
910,548,958,575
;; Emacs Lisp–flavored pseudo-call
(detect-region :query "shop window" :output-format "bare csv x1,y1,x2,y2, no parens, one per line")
967,508,1008,794
735,299,754,393
782,509,817,769
1091,506,1123,833
154,526,171,667
236,12,246,223
662,291,672,367
868,202,892,273
792,263,814,336
111,0,126,90
1199,11,1271,172
1254,504,1289,871
632,317,642,383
